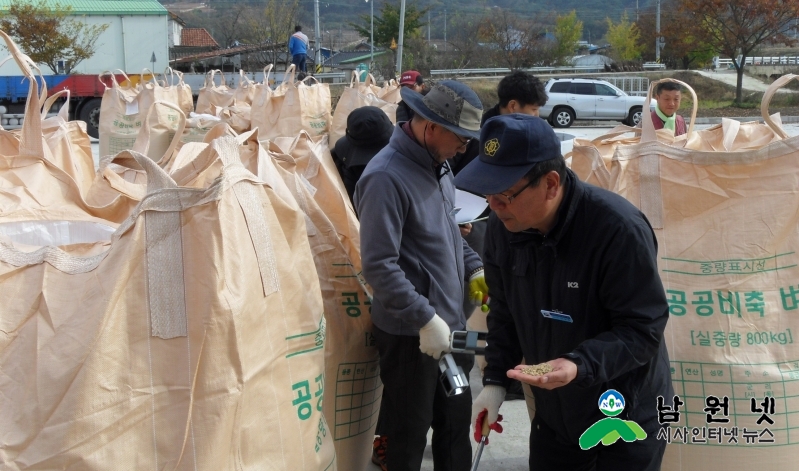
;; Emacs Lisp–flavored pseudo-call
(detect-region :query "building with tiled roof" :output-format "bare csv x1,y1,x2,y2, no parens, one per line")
180,28,219,48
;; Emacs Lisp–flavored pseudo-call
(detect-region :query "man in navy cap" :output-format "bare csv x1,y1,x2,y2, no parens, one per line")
455,114,673,470
355,81,488,471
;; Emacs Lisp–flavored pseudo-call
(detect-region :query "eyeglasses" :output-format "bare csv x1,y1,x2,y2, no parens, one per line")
486,180,536,205
447,128,472,148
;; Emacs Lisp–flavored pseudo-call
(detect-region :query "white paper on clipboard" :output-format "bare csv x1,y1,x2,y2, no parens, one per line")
454,189,488,225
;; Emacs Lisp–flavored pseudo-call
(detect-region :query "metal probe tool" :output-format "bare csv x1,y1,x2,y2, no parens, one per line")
471,413,491,471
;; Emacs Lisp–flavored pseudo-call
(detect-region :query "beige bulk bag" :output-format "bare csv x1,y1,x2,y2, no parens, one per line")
376,78,401,104
0,51,96,196
97,70,142,159
252,65,332,141
249,64,277,136
211,100,251,134
87,101,188,215
329,71,398,148
166,68,195,115
267,132,379,471
0,136,337,471
137,70,181,116
39,90,96,196
195,69,235,115
271,132,359,253
604,77,797,471
233,69,257,105
0,32,125,226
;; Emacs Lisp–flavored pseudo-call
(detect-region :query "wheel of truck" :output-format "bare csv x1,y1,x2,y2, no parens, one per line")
79,98,102,139
551,107,574,128
626,106,643,127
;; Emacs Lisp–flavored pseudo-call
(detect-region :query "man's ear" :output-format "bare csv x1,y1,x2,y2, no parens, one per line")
506,100,518,113
545,171,561,199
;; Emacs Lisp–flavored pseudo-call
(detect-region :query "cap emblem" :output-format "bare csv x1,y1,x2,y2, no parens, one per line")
484,138,500,157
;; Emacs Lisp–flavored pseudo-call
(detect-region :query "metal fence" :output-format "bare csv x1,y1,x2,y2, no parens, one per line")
717,56,799,68
601,77,650,96
429,65,606,78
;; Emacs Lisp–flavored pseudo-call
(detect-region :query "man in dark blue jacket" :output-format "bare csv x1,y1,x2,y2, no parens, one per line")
454,114,673,471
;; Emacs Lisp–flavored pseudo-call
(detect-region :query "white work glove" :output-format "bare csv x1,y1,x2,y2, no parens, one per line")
471,385,506,441
419,314,451,359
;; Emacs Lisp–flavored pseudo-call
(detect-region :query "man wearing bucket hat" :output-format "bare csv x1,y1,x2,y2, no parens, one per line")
354,81,488,471
456,114,673,470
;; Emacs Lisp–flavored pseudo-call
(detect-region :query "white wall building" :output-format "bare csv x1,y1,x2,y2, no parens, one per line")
0,0,169,75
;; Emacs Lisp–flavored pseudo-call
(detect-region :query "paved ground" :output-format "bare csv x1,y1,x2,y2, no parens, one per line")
694,69,798,94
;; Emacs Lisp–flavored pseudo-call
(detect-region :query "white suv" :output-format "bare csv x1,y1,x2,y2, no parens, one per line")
540,78,653,128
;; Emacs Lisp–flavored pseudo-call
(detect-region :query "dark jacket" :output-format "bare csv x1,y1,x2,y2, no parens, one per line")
482,170,673,443
355,125,483,336
449,103,501,176
396,100,414,124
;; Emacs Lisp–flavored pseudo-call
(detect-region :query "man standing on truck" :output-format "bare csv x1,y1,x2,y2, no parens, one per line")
289,25,309,73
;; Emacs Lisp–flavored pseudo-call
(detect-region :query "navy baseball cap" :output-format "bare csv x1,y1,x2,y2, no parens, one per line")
454,114,561,195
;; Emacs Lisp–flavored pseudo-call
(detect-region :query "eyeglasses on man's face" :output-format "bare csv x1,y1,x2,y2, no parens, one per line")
446,128,472,148
486,180,535,205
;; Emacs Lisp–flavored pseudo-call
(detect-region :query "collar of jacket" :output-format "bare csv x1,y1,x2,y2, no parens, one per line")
481,103,501,125
508,169,583,247
393,122,450,179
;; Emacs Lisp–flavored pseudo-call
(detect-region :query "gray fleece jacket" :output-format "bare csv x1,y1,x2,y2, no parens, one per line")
354,125,483,336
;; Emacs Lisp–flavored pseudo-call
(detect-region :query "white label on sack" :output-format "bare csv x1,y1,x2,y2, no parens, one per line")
125,100,139,116
300,174,317,197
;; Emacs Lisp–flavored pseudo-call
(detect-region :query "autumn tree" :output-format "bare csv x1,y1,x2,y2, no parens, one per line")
0,0,109,74
605,12,643,62
445,15,490,69
243,0,299,67
208,2,249,49
637,6,716,69
351,1,427,48
477,9,554,70
554,10,583,65
679,0,799,104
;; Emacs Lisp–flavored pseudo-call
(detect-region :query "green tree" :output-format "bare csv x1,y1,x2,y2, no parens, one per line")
351,0,427,48
0,0,109,74
605,12,642,62
554,10,583,64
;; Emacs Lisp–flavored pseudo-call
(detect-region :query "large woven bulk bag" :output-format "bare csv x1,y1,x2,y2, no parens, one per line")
606,77,797,471
329,71,397,148
0,136,337,470
251,65,332,140
195,69,235,115
266,132,378,471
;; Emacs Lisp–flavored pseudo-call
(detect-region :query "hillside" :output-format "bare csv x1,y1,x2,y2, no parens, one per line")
163,0,656,43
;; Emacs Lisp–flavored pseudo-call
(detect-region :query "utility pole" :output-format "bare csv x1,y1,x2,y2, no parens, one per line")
428,10,431,43
655,0,661,62
396,0,407,74
444,8,447,52
370,0,374,63
636,0,639,22
314,0,321,72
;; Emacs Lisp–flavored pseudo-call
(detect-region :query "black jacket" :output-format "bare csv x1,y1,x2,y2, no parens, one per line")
482,170,673,443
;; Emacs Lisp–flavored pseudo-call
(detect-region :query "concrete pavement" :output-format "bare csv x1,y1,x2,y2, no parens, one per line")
694,69,798,94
